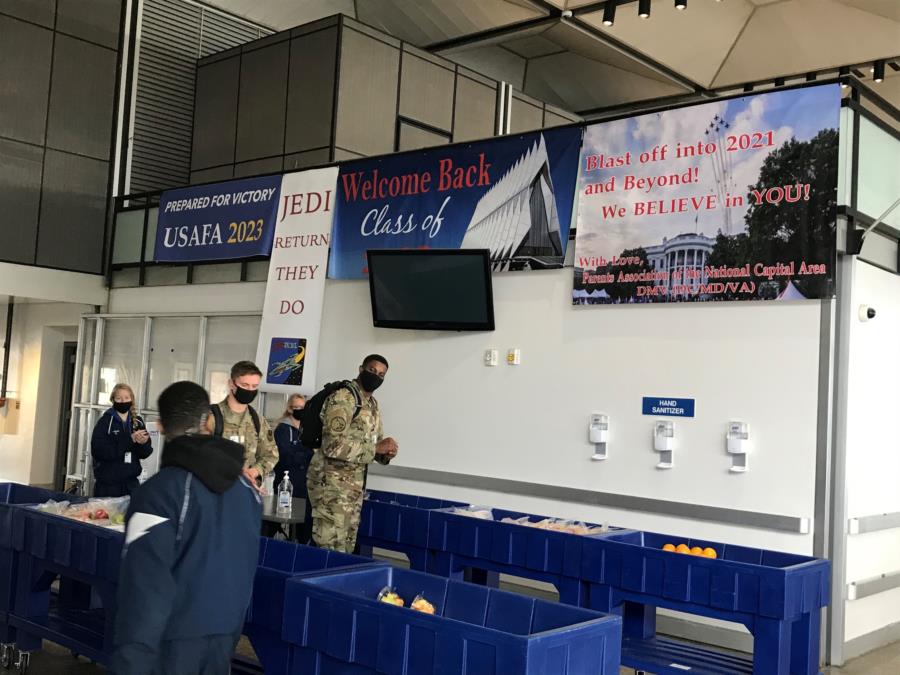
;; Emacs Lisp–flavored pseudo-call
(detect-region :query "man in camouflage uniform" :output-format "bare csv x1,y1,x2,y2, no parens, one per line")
207,360,278,486
307,354,398,552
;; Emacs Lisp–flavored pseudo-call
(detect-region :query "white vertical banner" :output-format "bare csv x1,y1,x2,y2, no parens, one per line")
255,167,338,395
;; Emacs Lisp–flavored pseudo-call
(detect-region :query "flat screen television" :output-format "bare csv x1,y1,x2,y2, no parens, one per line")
367,249,495,331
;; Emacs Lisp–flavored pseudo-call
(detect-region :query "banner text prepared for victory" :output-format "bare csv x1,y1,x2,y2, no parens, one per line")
164,188,277,213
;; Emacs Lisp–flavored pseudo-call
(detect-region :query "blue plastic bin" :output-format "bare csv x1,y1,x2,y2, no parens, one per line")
245,538,386,675
425,506,619,604
0,483,84,647
10,506,124,662
581,530,831,674
281,565,622,675
358,491,465,570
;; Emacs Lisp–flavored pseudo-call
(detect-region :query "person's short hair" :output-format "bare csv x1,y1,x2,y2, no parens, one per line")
362,354,389,370
230,360,262,380
158,381,210,437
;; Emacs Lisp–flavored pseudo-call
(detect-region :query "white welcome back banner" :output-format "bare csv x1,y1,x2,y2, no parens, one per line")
256,167,338,395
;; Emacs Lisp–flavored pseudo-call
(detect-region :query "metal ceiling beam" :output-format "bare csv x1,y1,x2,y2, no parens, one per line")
425,15,560,54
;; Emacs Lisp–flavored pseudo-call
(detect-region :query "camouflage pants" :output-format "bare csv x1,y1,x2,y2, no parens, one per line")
307,454,364,553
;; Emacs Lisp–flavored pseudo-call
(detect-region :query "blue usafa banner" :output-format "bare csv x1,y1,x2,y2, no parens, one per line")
154,175,282,262
328,126,583,279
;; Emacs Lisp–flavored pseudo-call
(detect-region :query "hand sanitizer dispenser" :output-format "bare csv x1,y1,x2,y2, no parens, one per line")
726,421,750,472
653,420,675,469
589,413,609,460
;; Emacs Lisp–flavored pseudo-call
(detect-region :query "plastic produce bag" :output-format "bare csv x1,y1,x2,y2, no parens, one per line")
33,499,70,515
451,505,494,520
63,496,130,527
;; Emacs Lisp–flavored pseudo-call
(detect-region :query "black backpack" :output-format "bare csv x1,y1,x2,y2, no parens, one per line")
210,403,261,438
300,381,362,448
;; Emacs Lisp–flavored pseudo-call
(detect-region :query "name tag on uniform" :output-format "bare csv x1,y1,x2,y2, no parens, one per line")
124,452,132,463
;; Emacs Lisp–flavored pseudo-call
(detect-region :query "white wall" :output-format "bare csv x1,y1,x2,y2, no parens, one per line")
316,271,822,554
843,260,900,642
107,271,823,557
0,262,107,306
0,303,90,484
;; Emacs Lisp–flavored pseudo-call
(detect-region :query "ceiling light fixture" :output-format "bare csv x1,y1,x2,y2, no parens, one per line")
602,0,617,26
873,60,885,83
639,0,651,18
675,0,687,9
839,65,850,88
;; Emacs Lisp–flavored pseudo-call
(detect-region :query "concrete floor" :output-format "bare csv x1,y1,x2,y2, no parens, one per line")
16,635,900,674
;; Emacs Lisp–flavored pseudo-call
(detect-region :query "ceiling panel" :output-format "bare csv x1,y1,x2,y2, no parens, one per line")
201,0,354,30
837,0,900,22
543,21,684,85
504,33,564,58
526,52,690,113
357,0,544,47
579,0,754,88
713,0,900,87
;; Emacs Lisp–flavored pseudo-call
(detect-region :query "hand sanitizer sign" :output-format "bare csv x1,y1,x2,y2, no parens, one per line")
642,397,695,418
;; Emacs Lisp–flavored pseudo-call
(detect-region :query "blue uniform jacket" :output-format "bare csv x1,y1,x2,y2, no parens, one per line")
110,435,262,675
273,421,312,498
91,408,153,497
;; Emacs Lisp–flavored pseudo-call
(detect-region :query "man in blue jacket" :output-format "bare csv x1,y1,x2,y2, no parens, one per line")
110,381,262,675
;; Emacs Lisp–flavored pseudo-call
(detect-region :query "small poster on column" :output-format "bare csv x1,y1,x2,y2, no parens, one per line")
573,84,840,305
255,167,338,395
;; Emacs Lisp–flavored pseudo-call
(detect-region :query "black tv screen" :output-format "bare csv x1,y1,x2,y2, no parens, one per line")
367,249,495,331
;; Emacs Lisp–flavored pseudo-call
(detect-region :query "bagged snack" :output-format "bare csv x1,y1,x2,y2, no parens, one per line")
377,586,404,607
410,594,435,614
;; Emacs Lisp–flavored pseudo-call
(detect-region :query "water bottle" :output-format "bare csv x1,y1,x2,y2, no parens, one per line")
277,471,293,515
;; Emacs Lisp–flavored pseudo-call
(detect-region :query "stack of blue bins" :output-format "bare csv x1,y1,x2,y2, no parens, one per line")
245,537,386,674
581,530,831,675
357,492,465,571
427,506,621,606
282,565,623,675
0,483,84,664
11,498,124,664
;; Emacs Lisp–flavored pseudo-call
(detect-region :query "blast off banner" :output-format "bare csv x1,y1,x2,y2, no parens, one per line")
573,85,840,304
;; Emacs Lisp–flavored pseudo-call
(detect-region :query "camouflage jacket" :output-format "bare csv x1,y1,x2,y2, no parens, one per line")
319,380,384,466
214,400,278,475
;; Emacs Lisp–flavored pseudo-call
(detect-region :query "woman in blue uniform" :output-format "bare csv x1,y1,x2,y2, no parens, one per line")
91,383,153,497
272,394,313,543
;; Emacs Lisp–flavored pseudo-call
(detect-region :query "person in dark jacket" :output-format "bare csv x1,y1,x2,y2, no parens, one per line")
271,394,313,543
91,383,153,497
109,381,262,675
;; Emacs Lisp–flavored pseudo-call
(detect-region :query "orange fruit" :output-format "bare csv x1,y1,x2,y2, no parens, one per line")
675,544,690,554
690,546,703,556
662,544,676,552
702,548,718,559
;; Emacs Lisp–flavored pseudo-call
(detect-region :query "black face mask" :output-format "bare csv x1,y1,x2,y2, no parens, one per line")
359,370,384,393
233,386,258,405
113,401,132,414
291,408,304,421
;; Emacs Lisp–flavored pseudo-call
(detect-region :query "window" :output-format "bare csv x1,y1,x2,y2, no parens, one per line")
98,319,145,406
147,317,202,409
203,316,261,404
